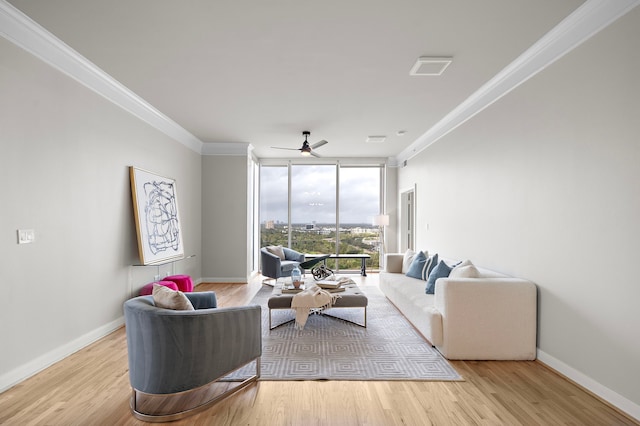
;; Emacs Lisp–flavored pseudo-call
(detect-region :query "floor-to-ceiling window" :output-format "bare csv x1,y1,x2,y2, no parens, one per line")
290,164,337,255
338,166,381,270
259,166,289,247
259,162,384,272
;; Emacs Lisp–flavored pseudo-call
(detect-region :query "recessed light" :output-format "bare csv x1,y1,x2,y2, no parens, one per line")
366,136,386,143
409,56,453,76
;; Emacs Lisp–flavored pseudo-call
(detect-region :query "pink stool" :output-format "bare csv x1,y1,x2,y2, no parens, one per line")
139,280,178,296
163,274,194,293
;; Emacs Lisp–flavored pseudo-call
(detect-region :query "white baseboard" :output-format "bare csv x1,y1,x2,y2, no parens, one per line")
537,349,640,421
0,316,124,394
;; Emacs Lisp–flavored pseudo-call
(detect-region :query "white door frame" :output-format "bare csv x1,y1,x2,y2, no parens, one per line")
399,185,416,252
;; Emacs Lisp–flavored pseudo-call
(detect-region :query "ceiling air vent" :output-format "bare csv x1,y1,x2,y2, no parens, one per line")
409,57,453,76
366,136,386,143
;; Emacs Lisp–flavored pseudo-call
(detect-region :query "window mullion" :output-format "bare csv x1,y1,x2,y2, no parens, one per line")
335,164,340,267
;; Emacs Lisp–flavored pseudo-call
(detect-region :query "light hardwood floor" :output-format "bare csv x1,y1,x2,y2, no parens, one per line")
0,275,637,425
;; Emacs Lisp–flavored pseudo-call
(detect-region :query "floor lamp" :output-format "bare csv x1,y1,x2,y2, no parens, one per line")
372,214,389,269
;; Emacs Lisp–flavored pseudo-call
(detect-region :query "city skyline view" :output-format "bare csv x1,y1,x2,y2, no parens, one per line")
260,164,384,269
260,165,381,225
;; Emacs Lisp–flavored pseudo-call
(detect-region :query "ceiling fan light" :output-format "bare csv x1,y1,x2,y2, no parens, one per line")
300,139,312,155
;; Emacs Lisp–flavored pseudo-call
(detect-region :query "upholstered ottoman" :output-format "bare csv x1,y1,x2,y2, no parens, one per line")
163,274,194,292
267,283,368,329
139,281,178,296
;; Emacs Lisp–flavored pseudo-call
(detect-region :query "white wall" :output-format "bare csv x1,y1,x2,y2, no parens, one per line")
398,7,640,412
0,37,202,390
201,155,249,281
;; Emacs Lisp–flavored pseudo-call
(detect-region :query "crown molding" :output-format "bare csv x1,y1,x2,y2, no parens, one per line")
3,0,637,162
395,0,640,165
258,157,388,166
0,0,203,154
201,142,253,156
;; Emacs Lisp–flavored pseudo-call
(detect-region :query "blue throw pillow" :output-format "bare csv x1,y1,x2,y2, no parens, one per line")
406,252,438,281
425,260,453,294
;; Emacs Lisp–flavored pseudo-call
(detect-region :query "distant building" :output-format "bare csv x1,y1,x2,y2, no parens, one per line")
350,227,374,235
265,220,275,229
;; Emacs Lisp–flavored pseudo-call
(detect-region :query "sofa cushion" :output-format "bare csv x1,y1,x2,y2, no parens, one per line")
402,249,419,274
152,284,195,311
425,260,453,294
378,271,441,346
406,252,438,281
266,245,285,260
453,259,472,268
450,262,480,278
405,251,425,278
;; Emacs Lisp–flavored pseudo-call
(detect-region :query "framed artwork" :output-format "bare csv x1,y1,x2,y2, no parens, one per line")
129,166,184,265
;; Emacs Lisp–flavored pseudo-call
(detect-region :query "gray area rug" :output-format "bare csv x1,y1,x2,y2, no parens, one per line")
229,285,461,381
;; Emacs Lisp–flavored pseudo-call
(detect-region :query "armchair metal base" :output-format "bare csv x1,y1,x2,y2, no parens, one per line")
130,358,260,423
262,277,278,287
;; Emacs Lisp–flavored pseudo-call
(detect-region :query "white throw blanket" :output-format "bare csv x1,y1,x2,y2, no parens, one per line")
290,284,340,329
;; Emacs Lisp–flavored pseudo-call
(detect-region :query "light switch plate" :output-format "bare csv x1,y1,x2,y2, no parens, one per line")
17,229,35,244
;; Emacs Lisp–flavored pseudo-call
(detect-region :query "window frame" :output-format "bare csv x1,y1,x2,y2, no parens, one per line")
258,159,386,273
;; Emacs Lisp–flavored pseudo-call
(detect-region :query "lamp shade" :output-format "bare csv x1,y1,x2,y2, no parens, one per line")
372,214,389,227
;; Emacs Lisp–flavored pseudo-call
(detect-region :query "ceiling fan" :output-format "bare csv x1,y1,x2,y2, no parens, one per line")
271,131,328,157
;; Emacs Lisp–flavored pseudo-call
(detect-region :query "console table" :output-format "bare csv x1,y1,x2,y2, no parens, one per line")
304,253,371,276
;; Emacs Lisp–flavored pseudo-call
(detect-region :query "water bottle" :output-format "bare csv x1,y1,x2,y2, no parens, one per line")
291,265,302,288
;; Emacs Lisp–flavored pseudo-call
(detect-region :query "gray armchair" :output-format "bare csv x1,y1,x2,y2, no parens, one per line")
123,292,261,422
261,246,305,284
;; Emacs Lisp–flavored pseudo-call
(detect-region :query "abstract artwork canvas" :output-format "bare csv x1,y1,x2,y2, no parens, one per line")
129,167,184,265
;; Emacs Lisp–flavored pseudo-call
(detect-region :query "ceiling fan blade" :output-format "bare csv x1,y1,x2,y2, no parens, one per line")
271,146,301,151
311,140,328,149
310,150,322,158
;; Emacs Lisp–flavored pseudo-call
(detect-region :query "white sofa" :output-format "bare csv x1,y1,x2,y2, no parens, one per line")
379,253,537,360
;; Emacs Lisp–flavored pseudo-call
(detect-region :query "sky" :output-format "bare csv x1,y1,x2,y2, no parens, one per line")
260,165,381,225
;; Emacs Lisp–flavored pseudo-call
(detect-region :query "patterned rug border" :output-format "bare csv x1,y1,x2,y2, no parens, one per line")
231,284,463,382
